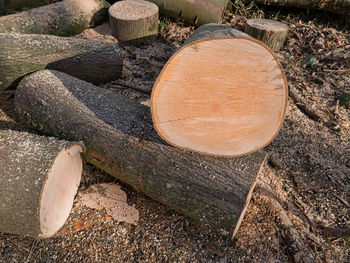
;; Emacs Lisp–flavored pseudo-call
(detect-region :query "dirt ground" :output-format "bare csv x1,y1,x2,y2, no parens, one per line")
0,4,349,263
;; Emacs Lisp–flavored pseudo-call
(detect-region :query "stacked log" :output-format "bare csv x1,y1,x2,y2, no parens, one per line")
15,69,268,234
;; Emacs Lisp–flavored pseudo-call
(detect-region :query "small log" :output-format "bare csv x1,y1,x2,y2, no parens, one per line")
0,33,123,90
109,0,159,44
0,0,110,36
151,25,288,157
0,129,83,238
15,69,268,235
244,19,289,51
244,0,350,16
148,0,228,26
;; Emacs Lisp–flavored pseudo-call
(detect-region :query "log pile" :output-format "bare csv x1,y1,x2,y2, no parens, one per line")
1,0,293,239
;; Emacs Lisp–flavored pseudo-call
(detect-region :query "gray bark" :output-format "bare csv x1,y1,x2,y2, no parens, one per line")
4,0,60,12
0,33,123,90
244,0,350,16
0,129,81,238
183,23,249,46
15,70,267,234
148,0,228,26
0,0,110,36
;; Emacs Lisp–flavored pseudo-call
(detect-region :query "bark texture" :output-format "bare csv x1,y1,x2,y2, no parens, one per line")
109,0,159,44
148,0,228,26
4,0,60,11
245,19,289,51
15,70,268,234
0,33,123,90
244,0,350,16
0,0,110,36
183,23,249,45
0,129,82,238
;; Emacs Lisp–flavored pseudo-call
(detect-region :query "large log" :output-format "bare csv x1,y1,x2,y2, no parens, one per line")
0,33,123,90
151,24,288,157
244,0,350,16
0,0,110,36
15,70,268,235
0,129,83,238
148,0,228,26
109,0,159,44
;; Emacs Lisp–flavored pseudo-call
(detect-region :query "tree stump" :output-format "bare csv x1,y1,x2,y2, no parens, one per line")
151,26,288,157
109,0,159,44
0,33,123,90
148,0,228,26
15,69,268,235
0,0,110,36
244,19,289,51
0,130,83,238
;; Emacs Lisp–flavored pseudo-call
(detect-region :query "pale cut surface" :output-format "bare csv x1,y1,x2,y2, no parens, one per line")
109,0,158,20
151,37,287,156
40,144,83,237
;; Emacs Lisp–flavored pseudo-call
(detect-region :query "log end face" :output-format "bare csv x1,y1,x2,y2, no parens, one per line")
39,144,83,238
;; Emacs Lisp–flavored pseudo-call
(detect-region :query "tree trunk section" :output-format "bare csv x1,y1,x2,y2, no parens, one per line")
151,25,288,157
0,33,123,90
15,70,268,235
109,0,159,44
148,0,228,26
244,0,350,16
0,129,83,238
244,19,289,51
0,0,110,36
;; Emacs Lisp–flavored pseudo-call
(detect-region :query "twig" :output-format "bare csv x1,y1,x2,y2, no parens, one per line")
112,80,152,94
289,85,322,121
331,192,350,208
256,181,320,263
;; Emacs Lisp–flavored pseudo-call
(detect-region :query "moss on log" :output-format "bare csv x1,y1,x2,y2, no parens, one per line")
0,0,110,36
0,33,123,90
0,129,83,238
148,0,228,26
15,70,267,235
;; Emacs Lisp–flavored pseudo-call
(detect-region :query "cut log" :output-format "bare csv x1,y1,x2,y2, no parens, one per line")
109,0,159,44
0,33,123,90
151,25,288,157
244,19,289,51
15,69,268,235
243,0,350,16
0,0,110,36
148,0,228,26
0,129,83,238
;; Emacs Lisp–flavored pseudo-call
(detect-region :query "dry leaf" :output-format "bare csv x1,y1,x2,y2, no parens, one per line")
80,183,139,224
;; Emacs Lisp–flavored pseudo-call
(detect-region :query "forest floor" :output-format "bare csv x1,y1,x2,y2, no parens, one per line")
0,4,349,263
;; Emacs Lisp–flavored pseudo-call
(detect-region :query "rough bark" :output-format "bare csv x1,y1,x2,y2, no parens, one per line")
0,0,110,36
148,0,228,26
244,0,350,16
0,129,83,238
152,25,288,157
15,70,268,234
0,33,123,90
109,0,159,44
244,19,289,51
